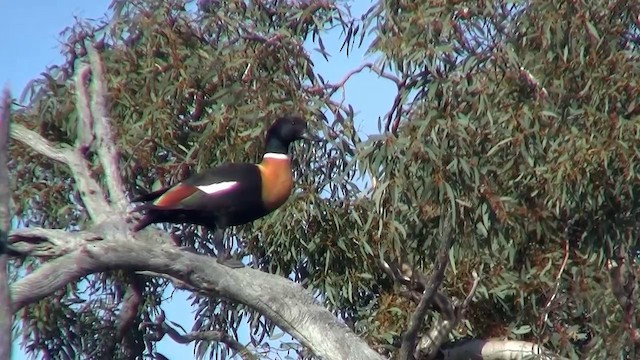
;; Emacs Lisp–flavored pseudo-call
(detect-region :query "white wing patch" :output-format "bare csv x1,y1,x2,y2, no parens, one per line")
196,181,238,195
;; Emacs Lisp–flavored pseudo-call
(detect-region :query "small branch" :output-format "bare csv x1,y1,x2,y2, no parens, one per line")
114,275,144,343
322,62,401,98
10,124,110,222
86,45,128,212
609,245,639,349
416,272,481,359
105,273,145,358
398,221,454,360
144,320,258,360
0,85,12,360
10,123,72,164
540,238,569,326
378,257,454,320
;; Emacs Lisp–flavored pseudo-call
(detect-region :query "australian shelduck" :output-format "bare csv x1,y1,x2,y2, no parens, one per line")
130,115,320,268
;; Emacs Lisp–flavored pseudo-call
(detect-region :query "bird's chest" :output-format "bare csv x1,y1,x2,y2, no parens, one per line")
258,157,294,211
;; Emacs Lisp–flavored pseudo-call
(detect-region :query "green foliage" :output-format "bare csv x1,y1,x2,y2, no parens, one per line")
9,0,640,359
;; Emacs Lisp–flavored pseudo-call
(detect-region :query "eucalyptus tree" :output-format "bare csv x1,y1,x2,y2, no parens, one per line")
6,0,640,359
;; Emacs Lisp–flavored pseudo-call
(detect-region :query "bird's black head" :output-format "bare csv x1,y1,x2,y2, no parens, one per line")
265,115,320,154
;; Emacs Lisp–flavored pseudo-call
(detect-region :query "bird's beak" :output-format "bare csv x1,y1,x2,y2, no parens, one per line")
301,132,324,143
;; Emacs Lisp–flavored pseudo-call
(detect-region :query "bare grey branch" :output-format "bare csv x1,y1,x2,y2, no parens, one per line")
10,124,110,222
9,227,102,257
9,226,385,360
10,123,73,164
86,45,128,212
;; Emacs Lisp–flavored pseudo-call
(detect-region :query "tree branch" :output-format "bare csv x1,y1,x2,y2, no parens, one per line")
9,227,102,257
86,44,128,212
9,123,73,164
319,62,402,98
398,220,454,360
416,272,480,359
0,85,12,360
378,257,455,320
609,245,640,349
74,65,94,151
144,319,258,360
9,225,385,360
9,124,110,222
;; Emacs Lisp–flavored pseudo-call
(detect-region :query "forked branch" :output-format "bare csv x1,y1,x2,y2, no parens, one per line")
398,220,454,360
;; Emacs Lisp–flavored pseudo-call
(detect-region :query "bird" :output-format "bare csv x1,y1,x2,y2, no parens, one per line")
130,115,320,268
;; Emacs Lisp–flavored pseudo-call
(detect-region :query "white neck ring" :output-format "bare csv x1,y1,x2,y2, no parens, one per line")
263,153,290,160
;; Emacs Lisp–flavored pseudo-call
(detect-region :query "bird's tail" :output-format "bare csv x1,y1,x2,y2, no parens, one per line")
130,188,170,232
131,187,170,203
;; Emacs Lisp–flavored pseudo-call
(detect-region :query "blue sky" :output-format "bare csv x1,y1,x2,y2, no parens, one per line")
0,0,394,358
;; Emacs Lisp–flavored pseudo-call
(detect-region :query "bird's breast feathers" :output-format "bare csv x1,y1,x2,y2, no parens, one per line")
258,153,294,210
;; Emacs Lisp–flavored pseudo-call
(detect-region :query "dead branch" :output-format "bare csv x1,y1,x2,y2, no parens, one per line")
323,62,402,98
0,85,13,360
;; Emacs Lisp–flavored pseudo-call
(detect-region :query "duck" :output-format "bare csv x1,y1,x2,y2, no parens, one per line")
131,115,319,268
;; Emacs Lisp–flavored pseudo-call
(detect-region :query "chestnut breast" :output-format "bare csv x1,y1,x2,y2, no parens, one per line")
257,154,294,211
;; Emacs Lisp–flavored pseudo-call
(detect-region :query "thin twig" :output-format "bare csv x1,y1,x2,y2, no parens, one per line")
0,85,13,360
324,62,401,98
398,220,454,360
144,321,258,360
541,238,569,326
